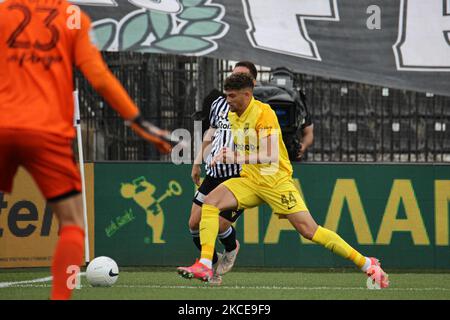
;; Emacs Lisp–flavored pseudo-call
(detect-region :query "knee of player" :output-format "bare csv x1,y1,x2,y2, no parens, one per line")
203,194,220,207
300,225,318,240
301,230,315,241
58,217,85,231
188,216,200,230
291,220,316,240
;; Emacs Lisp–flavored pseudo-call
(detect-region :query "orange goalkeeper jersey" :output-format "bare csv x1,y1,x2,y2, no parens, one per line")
0,0,139,138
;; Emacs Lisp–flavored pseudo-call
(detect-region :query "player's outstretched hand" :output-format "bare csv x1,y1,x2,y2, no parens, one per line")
127,115,177,154
191,164,201,186
296,143,305,160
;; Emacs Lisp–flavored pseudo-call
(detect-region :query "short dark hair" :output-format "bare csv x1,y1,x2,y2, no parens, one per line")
235,61,257,79
224,73,255,91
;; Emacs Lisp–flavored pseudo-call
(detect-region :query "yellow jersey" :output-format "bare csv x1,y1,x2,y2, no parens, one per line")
228,97,293,186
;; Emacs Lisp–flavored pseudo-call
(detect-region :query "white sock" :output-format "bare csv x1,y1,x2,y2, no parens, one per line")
360,257,372,272
199,258,212,269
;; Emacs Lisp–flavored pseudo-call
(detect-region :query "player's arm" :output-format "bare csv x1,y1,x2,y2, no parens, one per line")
297,94,314,159
192,93,222,184
297,124,314,159
195,95,221,166
192,127,215,186
73,13,175,154
194,127,215,165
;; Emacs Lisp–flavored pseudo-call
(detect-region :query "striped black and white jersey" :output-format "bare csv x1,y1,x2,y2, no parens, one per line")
205,96,241,178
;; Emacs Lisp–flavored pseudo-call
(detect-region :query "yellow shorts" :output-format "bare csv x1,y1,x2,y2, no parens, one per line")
222,177,308,215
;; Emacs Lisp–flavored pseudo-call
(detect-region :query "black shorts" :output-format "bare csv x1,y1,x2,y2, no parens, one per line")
193,175,244,223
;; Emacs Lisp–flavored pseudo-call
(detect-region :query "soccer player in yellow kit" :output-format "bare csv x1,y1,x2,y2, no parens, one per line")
178,73,389,288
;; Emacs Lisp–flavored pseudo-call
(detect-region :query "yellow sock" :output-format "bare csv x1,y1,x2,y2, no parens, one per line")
199,204,220,261
312,226,366,268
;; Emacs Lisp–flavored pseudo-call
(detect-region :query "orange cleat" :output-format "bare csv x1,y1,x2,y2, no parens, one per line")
366,257,390,289
177,260,213,282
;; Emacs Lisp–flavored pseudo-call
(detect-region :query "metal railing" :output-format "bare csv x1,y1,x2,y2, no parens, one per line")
76,52,450,163
299,78,450,162
75,52,198,161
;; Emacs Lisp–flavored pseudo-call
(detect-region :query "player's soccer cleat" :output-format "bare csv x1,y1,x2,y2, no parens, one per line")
209,273,222,286
209,253,223,286
366,257,390,289
177,259,213,282
216,240,240,275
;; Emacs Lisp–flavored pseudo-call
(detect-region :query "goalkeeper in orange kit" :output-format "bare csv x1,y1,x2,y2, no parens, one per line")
0,0,177,300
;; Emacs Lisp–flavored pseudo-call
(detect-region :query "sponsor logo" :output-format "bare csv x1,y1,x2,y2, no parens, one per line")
217,120,231,129
111,176,183,244
109,269,119,277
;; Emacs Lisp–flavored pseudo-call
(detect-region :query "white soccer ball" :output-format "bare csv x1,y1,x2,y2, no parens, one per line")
86,256,119,287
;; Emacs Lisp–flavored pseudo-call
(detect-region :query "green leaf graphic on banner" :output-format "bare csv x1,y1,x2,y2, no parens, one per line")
178,7,219,20
154,35,210,52
119,11,150,50
94,22,116,50
183,21,223,36
89,3,228,55
150,11,171,39
181,0,205,7
137,46,166,54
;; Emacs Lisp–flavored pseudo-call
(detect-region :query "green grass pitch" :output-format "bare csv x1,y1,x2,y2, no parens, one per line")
1,267,449,300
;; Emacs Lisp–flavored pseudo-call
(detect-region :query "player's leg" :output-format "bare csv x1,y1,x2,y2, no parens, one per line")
261,179,367,266
22,132,86,299
47,194,85,299
286,210,367,264
190,175,242,284
216,210,242,275
198,182,244,268
285,210,388,287
187,182,238,278
178,178,262,281
0,129,20,196
218,216,237,252
178,182,237,281
218,215,238,253
263,179,389,288
188,202,221,266
191,176,232,267
49,194,85,228
189,204,238,284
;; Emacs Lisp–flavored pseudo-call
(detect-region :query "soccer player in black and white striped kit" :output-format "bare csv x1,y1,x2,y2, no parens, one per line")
189,62,258,285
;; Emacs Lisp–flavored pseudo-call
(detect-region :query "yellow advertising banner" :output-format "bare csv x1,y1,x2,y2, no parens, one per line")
0,164,95,268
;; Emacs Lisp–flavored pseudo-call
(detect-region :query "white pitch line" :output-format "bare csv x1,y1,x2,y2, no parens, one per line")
0,277,53,289
0,272,85,289
112,284,450,291
1,276,449,292
4,283,449,292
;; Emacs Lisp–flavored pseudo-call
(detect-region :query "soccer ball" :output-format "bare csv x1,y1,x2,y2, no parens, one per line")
86,256,119,287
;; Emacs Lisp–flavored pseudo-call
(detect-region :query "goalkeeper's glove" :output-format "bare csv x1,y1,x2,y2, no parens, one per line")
127,115,177,154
